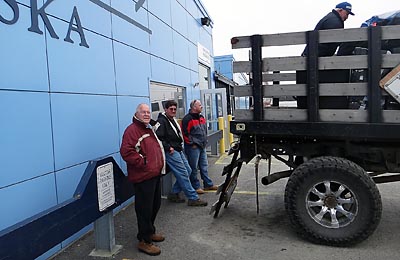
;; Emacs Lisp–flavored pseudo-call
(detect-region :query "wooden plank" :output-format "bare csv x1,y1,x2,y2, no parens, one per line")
234,108,400,123
233,60,252,73
264,84,305,96
263,72,296,82
234,109,253,120
319,83,368,96
382,25,400,40
231,25,400,49
383,110,400,123
231,36,251,49
234,85,252,97
261,55,368,71
265,83,369,96
234,54,400,73
261,32,307,47
382,54,400,68
319,109,367,122
263,56,306,71
319,27,368,43
264,108,307,121
234,83,387,97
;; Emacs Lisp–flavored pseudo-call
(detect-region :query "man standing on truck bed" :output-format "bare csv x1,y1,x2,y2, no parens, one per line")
302,2,355,57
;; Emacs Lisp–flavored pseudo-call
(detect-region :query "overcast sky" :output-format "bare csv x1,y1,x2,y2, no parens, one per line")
201,0,399,58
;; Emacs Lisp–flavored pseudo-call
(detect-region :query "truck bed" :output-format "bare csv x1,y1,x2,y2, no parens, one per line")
230,25,400,142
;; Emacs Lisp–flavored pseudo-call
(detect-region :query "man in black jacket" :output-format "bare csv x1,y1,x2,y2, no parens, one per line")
156,100,207,207
302,2,354,57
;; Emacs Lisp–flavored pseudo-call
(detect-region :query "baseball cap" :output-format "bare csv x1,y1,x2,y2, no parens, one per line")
336,2,354,15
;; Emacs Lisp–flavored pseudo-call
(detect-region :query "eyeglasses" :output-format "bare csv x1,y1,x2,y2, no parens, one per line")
168,107,177,111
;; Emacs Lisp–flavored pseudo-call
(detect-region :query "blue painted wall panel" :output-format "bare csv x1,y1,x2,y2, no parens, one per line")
150,56,175,84
55,163,88,204
176,0,186,8
171,0,188,37
214,56,234,78
45,0,112,38
0,91,54,188
147,0,172,26
174,65,191,88
173,31,190,69
149,14,173,62
111,0,150,52
0,174,57,231
186,0,200,20
0,5,48,91
51,93,120,171
114,42,151,96
188,43,198,72
47,19,116,95
200,28,213,53
187,13,200,45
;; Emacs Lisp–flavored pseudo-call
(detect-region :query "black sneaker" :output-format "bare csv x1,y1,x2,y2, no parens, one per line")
187,199,208,207
167,193,185,203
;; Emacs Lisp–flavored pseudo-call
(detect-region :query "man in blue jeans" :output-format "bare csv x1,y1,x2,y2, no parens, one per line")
156,100,207,206
182,100,218,194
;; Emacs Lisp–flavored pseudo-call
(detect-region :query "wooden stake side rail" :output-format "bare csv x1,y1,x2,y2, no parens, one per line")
231,25,400,49
233,109,400,123
230,25,400,127
233,54,400,73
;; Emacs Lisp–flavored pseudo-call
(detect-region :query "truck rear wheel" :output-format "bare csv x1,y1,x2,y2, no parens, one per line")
284,156,382,246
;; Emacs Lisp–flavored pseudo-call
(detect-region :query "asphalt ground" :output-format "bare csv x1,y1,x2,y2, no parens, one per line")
53,154,400,260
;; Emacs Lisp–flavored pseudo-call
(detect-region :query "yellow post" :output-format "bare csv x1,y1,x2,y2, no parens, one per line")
228,115,234,145
218,117,225,155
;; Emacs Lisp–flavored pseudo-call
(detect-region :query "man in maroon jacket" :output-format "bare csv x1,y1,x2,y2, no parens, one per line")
120,103,165,256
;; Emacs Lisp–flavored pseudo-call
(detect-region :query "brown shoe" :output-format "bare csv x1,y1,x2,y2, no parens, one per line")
167,193,185,203
196,188,205,194
151,233,165,242
138,241,161,256
204,185,218,191
188,199,208,207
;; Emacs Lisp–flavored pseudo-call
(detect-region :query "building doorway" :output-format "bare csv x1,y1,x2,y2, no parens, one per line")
149,82,186,120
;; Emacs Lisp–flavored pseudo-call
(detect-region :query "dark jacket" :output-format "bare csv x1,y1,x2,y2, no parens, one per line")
156,112,184,152
302,9,344,57
120,117,164,184
181,111,207,149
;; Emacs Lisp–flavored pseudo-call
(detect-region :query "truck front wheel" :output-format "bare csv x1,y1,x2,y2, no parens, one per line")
284,156,382,246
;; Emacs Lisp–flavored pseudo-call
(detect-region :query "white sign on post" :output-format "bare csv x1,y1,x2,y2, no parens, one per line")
96,162,116,211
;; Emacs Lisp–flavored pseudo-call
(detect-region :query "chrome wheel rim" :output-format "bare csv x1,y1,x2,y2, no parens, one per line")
306,181,358,229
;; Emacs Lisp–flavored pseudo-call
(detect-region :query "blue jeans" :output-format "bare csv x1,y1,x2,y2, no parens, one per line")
166,150,199,200
184,144,214,189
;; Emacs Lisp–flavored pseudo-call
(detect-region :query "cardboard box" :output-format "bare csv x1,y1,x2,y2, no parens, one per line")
380,64,400,103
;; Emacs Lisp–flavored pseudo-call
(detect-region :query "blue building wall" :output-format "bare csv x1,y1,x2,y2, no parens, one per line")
214,54,248,85
0,0,213,258
214,55,234,79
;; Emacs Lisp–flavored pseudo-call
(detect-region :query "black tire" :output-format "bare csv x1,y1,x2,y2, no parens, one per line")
284,156,382,246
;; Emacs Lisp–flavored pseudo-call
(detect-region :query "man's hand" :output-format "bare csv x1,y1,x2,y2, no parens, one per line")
169,147,174,154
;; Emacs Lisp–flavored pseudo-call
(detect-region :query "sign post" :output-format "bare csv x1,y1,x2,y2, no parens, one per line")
89,162,122,257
